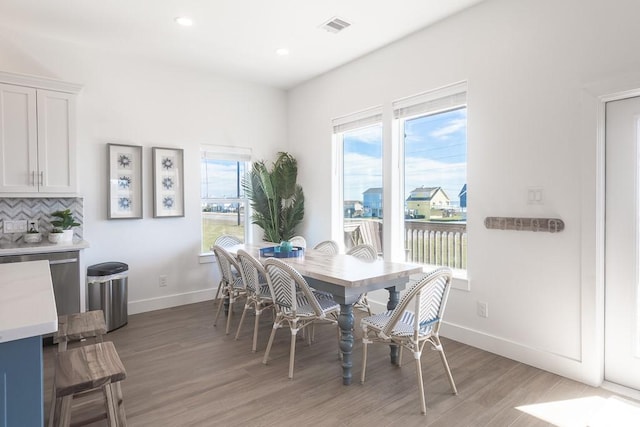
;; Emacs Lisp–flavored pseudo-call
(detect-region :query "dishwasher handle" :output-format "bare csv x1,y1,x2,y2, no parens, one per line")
49,258,78,265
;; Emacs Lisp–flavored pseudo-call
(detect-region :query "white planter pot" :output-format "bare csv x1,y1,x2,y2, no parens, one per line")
48,233,64,243
61,229,74,243
23,233,42,243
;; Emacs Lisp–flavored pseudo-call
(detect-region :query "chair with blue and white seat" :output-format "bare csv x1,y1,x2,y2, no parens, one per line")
234,249,275,352
360,267,457,415
262,258,340,379
212,245,247,335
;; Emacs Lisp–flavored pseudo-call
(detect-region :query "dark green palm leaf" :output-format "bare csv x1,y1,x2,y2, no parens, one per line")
244,152,304,242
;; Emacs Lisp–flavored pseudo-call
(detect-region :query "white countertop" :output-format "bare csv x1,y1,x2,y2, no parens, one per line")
0,239,89,256
0,260,58,343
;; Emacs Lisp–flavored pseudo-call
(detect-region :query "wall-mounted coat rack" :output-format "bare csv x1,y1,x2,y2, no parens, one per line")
484,217,564,233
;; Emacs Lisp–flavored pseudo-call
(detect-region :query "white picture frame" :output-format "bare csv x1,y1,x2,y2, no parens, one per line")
107,143,143,219
152,147,185,218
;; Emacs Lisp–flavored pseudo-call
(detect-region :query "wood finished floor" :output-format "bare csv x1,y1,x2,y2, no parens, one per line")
42,300,634,426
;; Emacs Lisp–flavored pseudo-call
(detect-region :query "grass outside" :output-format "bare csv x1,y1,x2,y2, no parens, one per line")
202,213,245,252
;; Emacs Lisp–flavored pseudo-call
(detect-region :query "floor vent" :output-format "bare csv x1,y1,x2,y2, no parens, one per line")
320,16,351,33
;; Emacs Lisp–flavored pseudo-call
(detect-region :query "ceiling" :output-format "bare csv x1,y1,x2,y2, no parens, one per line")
0,0,484,89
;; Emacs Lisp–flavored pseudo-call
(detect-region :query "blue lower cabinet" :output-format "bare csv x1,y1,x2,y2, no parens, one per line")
0,336,43,427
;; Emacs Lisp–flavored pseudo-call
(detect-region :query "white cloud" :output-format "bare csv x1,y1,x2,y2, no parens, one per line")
343,152,382,200
345,124,382,144
429,118,466,139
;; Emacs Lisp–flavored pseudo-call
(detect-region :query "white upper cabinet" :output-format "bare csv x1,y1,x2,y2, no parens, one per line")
0,72,80,196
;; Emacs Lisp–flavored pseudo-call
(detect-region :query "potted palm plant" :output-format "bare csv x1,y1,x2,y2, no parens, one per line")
242,152,304,243
49,209,80,243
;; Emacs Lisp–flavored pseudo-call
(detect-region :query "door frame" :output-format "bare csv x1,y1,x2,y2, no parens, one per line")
598,87,640,397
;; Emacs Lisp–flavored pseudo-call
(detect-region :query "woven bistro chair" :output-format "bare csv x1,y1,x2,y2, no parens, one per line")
212,245,247,335
262,258,340,379
211,234,243,306
346,244,378,316
289,235,307,249
213,234,243,248
360,267,457,415
313,240,340,255
235,250,275,352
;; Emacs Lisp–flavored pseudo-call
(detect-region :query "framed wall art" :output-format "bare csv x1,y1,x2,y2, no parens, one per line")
107,143,143,219
152,147,185,218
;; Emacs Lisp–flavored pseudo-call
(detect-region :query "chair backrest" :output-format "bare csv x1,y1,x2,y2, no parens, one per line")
212,245,241,286
263,258,322,317
357,221,382,254
214,234,243,248
289,235,307,249
237,249,267,293
313,240,339,255
382,267,453,338
346,243,378,260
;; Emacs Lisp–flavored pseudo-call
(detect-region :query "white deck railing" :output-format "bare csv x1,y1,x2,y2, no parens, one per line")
344,219,467,270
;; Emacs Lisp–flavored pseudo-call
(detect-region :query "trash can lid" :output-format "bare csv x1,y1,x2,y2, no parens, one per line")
87,262,128,276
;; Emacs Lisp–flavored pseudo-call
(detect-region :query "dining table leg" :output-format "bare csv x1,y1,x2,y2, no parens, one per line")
338,303,354,385
386,287,401,365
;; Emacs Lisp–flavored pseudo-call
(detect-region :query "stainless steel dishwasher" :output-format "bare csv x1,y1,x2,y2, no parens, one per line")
0,251,80,316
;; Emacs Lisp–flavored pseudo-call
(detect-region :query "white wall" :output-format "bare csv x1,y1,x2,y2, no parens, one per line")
0,27,288,313
287,0,640,386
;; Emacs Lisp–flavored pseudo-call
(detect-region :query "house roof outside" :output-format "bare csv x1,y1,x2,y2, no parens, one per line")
406,186,450,201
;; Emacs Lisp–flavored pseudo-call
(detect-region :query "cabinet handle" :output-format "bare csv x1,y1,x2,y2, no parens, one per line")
39,171,44,186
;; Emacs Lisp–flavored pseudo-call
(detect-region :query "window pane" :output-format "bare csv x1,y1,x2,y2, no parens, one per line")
201,159,245,198
404,107,467,269
342,123,383,254
201,158,246,252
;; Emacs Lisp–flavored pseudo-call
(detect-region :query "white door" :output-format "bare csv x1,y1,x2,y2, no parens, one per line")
605,95,640,390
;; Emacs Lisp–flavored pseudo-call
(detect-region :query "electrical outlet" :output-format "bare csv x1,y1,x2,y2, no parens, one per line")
3,220,27,233
159,275,168,287
477,301,489,318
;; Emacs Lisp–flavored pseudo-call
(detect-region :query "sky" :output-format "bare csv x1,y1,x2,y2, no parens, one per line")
201,159,245,199
343,107,467,206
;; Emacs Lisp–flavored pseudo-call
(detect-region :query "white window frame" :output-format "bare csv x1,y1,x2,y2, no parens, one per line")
199,145,251,262
331,106,383,252
393,82,470,288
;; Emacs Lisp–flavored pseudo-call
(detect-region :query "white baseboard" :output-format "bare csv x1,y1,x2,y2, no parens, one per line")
601,381,640,401
128,288,218,315
441,321,600,387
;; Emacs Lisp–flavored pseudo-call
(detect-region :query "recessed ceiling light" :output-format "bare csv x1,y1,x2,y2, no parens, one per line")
174,16,193,27
275,48,290,56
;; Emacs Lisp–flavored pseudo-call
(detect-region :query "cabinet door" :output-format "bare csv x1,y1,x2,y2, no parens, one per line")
36,89,77,193
0,83,38,192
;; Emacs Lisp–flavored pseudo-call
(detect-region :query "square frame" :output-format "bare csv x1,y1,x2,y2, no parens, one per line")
152,147,185,218
107,143,143,219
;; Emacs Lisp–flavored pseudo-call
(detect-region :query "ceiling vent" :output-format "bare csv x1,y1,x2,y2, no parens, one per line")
320,16,351,34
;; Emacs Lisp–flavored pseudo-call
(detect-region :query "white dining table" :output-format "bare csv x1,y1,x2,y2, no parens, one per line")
226,242,423,385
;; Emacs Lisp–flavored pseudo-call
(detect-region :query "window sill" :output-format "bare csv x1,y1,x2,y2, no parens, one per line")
451,274,470,292
199,252,216,264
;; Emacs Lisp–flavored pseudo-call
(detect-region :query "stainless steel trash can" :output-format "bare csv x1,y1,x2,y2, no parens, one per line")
87,262,128,332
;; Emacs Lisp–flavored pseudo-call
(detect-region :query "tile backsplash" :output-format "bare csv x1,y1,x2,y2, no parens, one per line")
0,198,84,244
